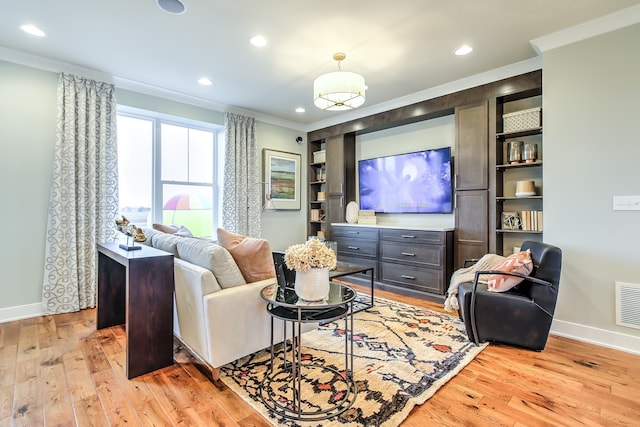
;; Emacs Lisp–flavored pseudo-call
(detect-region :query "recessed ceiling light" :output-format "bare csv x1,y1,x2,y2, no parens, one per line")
455,45,473,56
157,0,186,14
198,77,212,86
295,107,305,113
250,35,268,47
20,24,45,37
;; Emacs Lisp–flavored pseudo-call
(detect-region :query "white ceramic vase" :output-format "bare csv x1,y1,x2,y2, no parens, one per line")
294,267,330,301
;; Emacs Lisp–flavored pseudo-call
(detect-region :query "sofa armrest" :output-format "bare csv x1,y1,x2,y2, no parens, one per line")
202,278,316,368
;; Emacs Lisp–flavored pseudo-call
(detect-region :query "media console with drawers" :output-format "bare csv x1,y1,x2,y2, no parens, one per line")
331,224,454,302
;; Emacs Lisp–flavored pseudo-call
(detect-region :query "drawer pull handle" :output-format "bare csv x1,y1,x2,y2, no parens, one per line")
401,275,416,280
401,252,416,257
347,231,359,234
401,235,416,239
348,246,359,250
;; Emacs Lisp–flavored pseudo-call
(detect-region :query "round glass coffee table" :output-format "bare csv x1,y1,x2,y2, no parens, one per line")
259,282,357,421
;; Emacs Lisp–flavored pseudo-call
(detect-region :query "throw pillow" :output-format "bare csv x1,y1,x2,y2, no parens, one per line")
176,238,246,288
153,223,193,237
217,228,276,282
487,249,533,292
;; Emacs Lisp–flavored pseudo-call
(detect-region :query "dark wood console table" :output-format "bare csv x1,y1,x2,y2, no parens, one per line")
97,242,174,378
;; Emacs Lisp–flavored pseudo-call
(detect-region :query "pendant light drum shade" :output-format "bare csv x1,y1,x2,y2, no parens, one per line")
313,53,366,111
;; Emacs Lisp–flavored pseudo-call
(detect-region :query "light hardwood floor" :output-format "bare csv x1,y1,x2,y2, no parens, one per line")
1,286,639,426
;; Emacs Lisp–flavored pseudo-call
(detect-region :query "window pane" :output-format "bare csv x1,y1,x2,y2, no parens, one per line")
161,124,188,181
188,128,214,183
162,184,214,237
117,115,152,226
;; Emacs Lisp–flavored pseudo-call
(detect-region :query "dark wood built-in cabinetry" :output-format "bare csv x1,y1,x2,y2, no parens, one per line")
307,135,355,240
454,100,489,268
307,70,543,294
332,225,454,302
494,89,543,255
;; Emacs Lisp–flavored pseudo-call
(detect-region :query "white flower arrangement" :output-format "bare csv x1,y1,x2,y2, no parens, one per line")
284,238,337,272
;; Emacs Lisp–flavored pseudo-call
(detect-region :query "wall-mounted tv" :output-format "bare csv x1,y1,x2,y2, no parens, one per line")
358,147,452,214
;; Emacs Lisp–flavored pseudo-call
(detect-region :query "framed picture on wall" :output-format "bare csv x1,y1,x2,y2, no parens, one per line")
263,149,301,210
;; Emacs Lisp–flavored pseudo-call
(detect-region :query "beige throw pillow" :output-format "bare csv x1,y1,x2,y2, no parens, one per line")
217,228,276,283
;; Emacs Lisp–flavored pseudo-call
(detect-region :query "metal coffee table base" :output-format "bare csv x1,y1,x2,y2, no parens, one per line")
258,283,358,421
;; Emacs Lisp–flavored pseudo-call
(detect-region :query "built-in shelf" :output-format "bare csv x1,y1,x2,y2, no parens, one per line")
496,127,542,139
496,161,542,170
497,196,543,201
497,229,543,234
310,180,326,185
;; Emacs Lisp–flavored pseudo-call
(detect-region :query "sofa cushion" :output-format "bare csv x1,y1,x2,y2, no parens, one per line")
153,223,193,237
150,231,183,256
216,228,276,282
487,249,533,292
176,238,246,289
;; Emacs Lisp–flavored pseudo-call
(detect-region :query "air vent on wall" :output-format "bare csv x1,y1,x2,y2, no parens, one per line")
615,281,640,329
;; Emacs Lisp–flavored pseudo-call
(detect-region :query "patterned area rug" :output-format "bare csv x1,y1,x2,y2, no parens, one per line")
220,297,486,426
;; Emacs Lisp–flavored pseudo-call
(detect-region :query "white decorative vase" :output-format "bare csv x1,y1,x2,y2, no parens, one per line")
294,267,330,301
346,201,359,224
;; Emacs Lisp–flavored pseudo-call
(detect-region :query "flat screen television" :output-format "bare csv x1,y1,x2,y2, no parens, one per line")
358,147,452,214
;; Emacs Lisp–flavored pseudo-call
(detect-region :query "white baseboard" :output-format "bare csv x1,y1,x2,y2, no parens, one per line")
551,319,640,356
0,303,44,324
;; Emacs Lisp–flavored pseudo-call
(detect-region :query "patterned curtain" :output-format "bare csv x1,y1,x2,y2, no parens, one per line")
42,73,119,314
221,112,261,237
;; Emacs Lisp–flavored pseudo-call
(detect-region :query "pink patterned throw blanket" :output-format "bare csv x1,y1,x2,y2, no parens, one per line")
444,253,505,312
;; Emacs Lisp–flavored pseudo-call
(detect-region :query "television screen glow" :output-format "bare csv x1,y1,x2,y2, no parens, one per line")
358,147,452,214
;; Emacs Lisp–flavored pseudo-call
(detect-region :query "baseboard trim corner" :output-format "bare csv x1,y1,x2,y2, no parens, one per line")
0,303,44,324
551,319,640,356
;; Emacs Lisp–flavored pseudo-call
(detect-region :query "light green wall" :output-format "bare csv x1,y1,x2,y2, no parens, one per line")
0,61,57,310
0,61,306,315
543,24,640,345
257,122,308,251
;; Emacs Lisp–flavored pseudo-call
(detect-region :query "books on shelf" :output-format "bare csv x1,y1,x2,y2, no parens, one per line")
357,210,377,224
310,209,325,222
357,216,377,224
503,210,542,231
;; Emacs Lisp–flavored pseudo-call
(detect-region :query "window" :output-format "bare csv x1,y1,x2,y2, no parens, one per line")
116,106,223,237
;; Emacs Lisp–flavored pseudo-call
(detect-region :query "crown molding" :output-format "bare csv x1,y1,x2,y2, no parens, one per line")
530,4,640,54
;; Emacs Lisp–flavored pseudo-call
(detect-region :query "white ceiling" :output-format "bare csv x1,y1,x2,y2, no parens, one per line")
1,0,639,130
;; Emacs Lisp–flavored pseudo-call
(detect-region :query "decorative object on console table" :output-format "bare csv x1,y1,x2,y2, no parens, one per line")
115,215,146,251
263,149,301,210
284,238,337,301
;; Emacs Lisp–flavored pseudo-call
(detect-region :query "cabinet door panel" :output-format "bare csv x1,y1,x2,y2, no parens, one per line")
380,241,443,268
455,101,488,190
455,190,488,269
326,136,345,195
380,262,443,294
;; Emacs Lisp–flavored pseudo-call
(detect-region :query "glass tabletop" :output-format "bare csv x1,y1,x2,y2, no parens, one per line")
330,262,373,278
261,282,356,309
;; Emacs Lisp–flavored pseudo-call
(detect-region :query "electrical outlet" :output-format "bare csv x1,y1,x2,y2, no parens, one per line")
613,196,640,211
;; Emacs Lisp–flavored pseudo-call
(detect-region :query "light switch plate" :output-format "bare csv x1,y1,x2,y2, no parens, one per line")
613,196,640,211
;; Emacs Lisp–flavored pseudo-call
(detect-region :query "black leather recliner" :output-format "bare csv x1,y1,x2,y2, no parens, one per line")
456,241,562,351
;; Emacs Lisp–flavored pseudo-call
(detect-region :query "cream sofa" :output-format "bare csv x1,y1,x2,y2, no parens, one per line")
142,228,314,382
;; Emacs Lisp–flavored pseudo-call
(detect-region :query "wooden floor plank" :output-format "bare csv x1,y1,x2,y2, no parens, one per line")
41,363,75,427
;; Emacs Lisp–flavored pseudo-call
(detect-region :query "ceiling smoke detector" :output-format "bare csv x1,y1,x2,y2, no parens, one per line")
157,0,186,14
